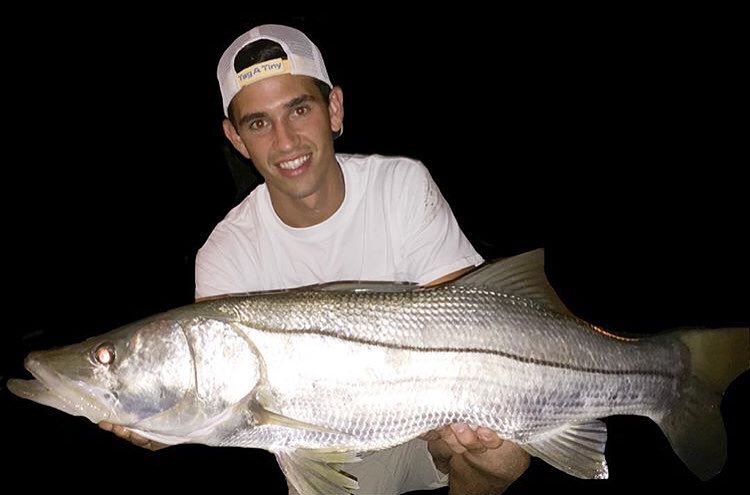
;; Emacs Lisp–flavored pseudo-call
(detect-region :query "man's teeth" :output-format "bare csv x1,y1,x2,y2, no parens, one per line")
278,155,310,170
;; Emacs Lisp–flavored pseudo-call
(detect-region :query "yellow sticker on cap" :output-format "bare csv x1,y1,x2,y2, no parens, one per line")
236,58,291,87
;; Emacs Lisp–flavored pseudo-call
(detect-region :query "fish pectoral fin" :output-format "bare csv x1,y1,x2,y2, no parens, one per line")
275,448,360,495
249,400,341,434
521,420,609,479
247,389,350,437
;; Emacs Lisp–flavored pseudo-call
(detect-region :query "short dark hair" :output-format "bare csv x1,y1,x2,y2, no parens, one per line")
228,39,331,127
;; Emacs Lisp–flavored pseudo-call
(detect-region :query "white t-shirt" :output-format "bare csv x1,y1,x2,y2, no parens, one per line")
195,153,483,297
195,153,483,494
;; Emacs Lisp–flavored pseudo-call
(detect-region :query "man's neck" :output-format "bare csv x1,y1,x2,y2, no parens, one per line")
270,163,345,228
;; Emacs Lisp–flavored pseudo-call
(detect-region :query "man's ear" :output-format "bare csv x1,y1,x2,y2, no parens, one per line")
222,119,250,159
328,86,344,134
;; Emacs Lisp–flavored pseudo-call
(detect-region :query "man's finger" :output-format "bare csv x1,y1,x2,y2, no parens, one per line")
98,421,168,451
111,424,132,440
476,426,503,449
450,423,487,453
419,429,442,441
130,435,151,447
439,425,468,454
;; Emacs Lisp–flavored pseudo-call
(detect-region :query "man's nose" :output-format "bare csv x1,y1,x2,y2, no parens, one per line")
273,120,299,150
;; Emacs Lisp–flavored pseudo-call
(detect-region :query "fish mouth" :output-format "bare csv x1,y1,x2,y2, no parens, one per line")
7,356,115,424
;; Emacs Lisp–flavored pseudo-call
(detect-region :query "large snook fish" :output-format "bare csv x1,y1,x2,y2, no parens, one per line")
8,249,748,494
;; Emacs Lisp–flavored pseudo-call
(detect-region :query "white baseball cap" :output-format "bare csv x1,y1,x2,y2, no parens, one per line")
217,24,333,118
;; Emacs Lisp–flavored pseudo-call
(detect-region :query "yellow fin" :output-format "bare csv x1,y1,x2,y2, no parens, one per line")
521,420,608,479
247,386,347,437
276,448,360,495
454,249,574,317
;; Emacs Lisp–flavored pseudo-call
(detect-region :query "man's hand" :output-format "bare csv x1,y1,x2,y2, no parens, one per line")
423,423,529,495
98,421,168,451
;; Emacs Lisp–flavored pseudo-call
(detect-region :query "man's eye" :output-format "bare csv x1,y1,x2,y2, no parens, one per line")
248,120,267,131
294,106,310,116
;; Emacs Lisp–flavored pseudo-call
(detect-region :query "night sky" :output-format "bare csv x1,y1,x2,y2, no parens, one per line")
3,9,746,494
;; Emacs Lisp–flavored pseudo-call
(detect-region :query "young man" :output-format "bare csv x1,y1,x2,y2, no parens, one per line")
104,24,529,494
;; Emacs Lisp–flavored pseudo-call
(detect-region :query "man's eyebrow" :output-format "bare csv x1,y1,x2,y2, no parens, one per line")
285,94,316,109
238,111,268,128
237,94,318,128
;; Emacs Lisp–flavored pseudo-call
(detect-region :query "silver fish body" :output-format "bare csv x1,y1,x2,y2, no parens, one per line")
202,285,683,451
8,250,748,494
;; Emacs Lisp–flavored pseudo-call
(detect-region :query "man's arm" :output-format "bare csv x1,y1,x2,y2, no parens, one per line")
421,266,474,287
421,267,530,495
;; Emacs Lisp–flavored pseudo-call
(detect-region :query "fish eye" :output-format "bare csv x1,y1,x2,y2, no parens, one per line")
94,343,116,365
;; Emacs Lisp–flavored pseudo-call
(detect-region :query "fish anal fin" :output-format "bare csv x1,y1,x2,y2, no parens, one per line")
276,448,360,495
522,420,609,479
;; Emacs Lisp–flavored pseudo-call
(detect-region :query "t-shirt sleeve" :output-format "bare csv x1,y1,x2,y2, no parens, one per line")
194,237,248,299
395,160,484,284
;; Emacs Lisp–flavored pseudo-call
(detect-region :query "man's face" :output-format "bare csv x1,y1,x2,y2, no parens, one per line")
224,74,343,203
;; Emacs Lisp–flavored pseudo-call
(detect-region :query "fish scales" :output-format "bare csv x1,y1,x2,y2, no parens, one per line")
201,285,684,449
9,249,746,491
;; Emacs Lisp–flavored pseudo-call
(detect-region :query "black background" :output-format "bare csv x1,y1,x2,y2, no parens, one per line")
2,8,746,494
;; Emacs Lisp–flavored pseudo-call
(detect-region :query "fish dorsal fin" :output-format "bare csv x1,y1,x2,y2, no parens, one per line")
313,281,418,293
521,420,609,479
201,281,417,301
453,248,574,317
276,449,360,495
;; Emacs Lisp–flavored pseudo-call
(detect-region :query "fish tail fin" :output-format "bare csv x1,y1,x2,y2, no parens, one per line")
657,327,748,480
